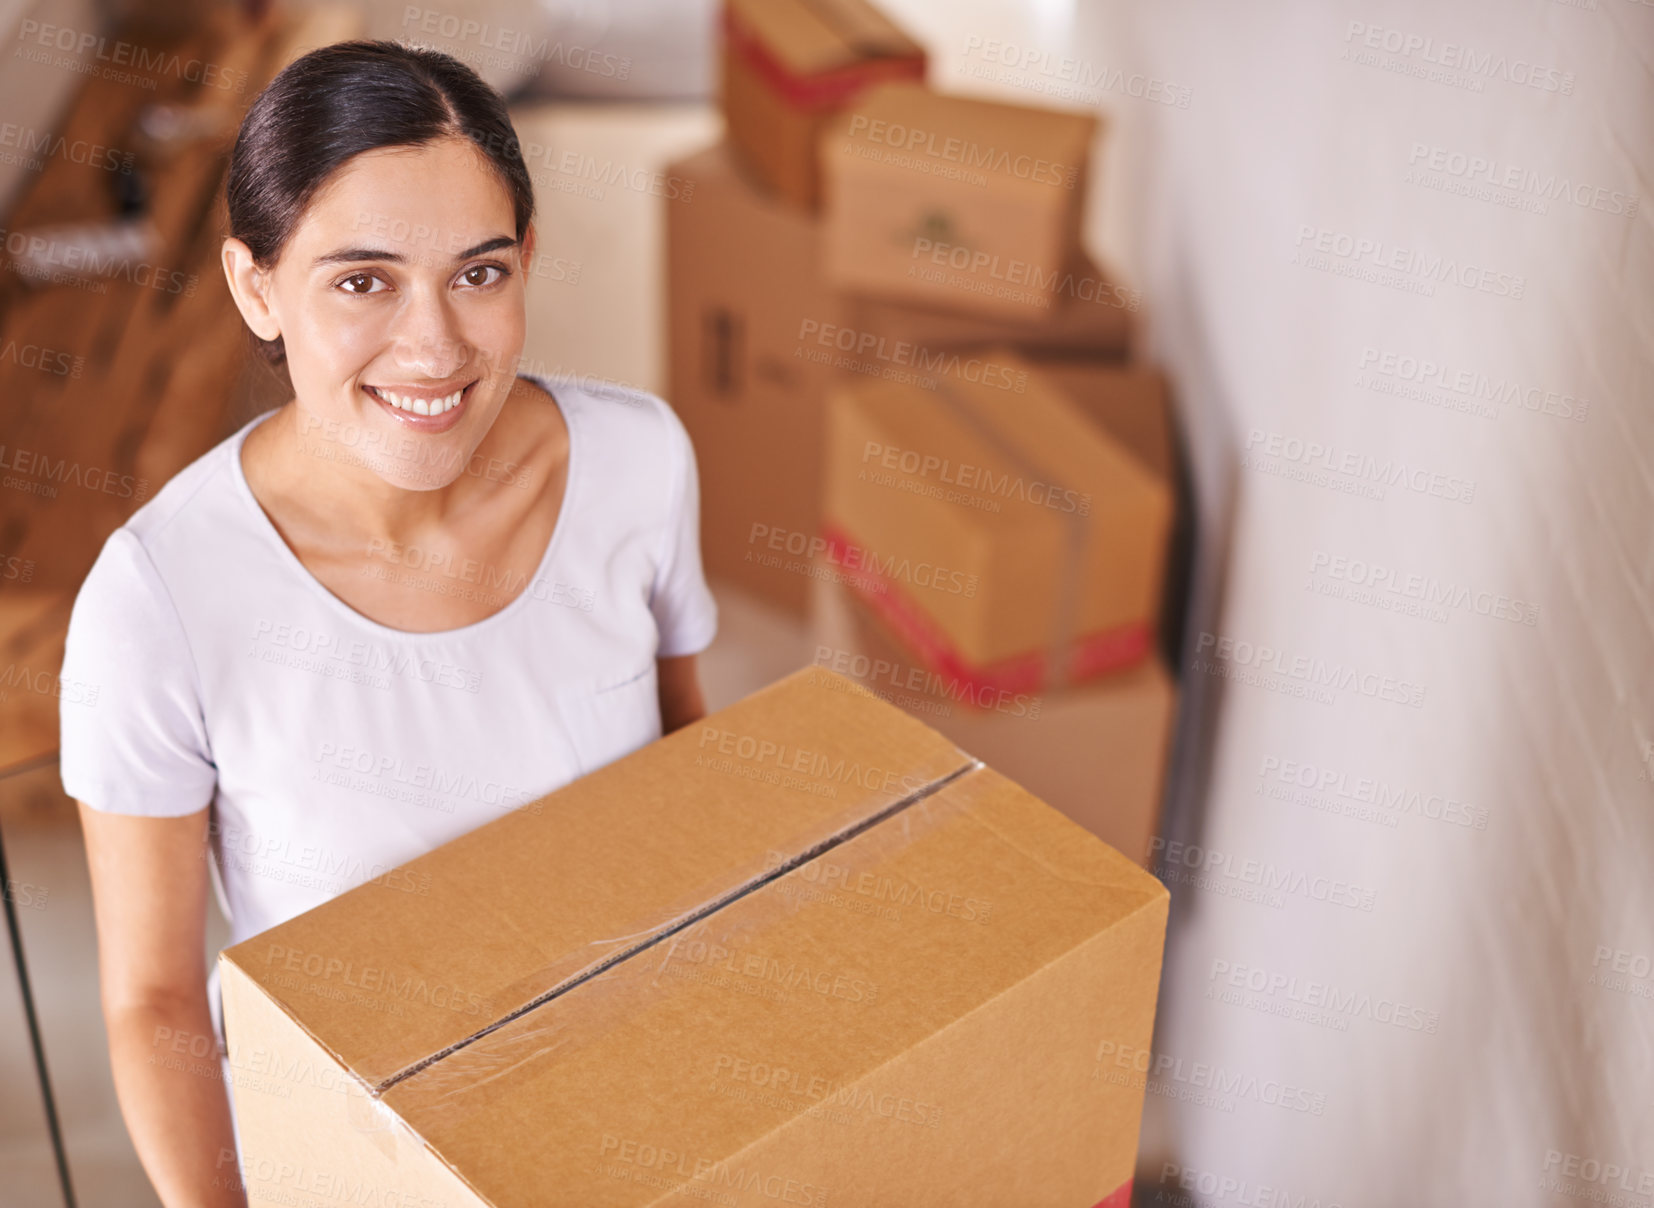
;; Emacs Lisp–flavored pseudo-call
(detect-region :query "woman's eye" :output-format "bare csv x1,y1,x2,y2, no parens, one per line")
460,264,506,288
338,273,386,295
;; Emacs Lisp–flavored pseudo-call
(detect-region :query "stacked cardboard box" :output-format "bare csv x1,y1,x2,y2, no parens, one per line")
222,669,1168,1206
820,350,1172,693
721,0,926,209
822,82,1099,319
810,358,1183,863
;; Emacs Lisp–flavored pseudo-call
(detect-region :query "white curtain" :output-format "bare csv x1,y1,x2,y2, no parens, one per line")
1059,0,1654,1202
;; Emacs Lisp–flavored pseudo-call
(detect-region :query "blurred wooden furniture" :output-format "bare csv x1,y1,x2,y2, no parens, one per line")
0,4,360,772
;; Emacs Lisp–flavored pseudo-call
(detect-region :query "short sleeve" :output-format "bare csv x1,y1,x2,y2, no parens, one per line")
648,398,719,658
58,527,217,816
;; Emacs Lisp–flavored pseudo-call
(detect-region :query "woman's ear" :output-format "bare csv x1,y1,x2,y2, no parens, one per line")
519,221,536,278
221,237,280,342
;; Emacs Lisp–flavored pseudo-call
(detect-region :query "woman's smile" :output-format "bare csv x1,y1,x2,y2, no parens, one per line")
362,377,479,432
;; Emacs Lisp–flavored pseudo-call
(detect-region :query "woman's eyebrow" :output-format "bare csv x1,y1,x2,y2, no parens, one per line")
311,235,518,268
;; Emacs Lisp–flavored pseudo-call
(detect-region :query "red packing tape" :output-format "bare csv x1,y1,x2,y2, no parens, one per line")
820,523,1151,699
1092,1180,1133,1208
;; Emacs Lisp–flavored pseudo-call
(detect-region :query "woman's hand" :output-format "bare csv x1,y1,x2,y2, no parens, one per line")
79,802,247,1208
657,654,708,735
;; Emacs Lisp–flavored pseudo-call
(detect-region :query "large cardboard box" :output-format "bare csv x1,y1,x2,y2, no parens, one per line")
820,350,1173,693
823,83,1098,319
810,575,1177,866
722,0,926,209
220,669,1167,1208
666,143,1141,617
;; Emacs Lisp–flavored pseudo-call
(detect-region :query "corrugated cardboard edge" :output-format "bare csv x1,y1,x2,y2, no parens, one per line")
217,948,368,1095
218,954,492,1205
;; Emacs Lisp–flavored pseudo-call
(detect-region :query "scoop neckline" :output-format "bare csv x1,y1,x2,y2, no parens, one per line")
228,372,579,644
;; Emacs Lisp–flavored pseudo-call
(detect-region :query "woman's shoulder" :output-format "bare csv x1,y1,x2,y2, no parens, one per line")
531,371,693,471
86,415,263,595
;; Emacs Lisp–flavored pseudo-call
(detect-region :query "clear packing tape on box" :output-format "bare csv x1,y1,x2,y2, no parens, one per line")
338,761,999,1147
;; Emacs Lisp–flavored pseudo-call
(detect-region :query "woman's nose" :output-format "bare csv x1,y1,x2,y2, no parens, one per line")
391,299,469,379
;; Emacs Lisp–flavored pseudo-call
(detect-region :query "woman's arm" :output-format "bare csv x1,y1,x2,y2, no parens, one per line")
657,653,707,735
79,802,247,1208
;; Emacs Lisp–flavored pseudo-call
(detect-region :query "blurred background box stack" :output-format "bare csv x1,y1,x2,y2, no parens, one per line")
665,0,1189,859
667,0,1147,618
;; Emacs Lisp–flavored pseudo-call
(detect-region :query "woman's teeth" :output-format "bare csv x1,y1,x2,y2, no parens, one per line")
371,386,464,416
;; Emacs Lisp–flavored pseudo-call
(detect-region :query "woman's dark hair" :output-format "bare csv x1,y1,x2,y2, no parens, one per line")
226,40,535,365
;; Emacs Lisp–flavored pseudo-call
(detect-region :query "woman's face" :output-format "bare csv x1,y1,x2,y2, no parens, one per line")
247,136,534,491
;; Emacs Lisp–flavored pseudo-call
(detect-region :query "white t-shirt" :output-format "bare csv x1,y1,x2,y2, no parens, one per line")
58,373,718,1053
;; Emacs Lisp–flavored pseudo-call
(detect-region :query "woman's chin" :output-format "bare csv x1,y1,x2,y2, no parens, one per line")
372,463,467,493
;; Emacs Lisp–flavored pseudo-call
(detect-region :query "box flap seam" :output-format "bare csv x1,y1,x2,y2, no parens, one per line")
373,755,984,1095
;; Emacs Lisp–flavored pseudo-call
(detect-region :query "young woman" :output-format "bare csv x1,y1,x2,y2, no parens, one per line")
59,41,716,1206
